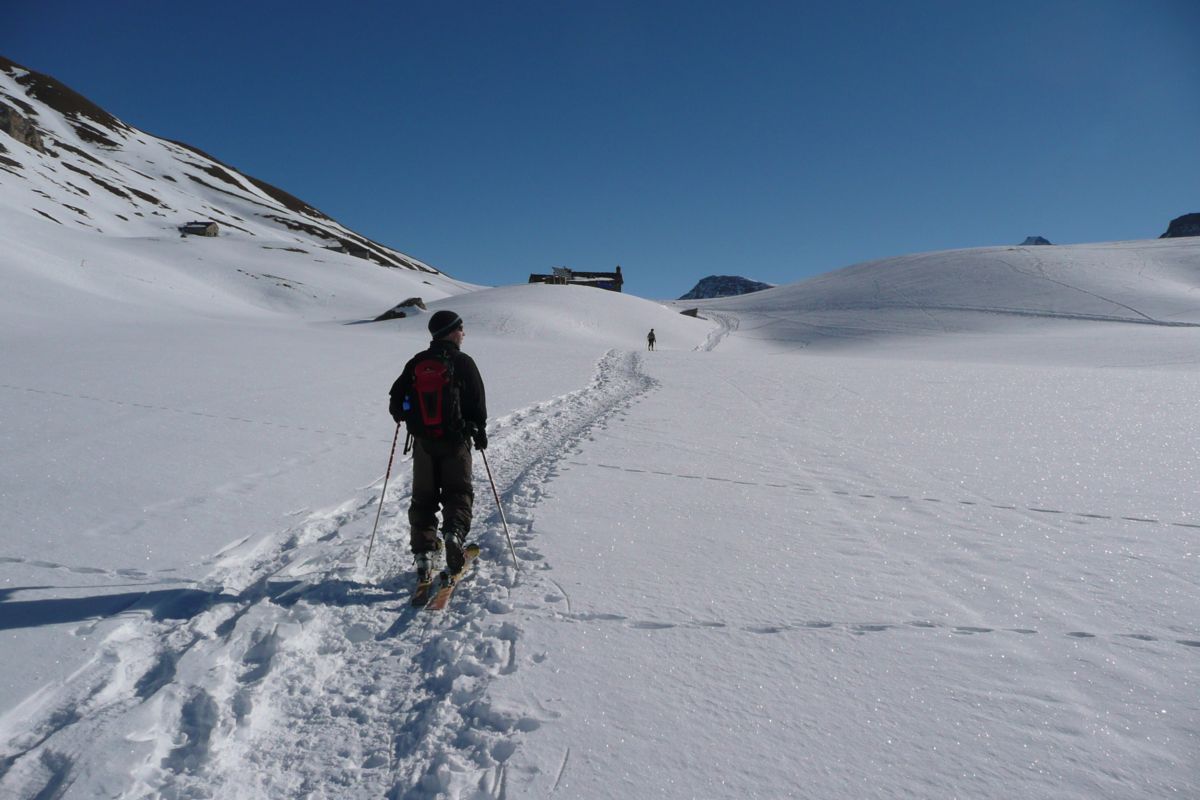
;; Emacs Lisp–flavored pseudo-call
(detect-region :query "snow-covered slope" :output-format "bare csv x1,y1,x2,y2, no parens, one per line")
685,237,1200,363
3,226,1198,797
0,56,438,274
0,54,484,333
2,54,1198,800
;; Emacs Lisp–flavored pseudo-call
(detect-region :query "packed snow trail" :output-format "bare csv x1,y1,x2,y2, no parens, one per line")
0,349,655,799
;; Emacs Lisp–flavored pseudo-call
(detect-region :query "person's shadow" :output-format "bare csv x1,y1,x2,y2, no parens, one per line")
0,577,411,632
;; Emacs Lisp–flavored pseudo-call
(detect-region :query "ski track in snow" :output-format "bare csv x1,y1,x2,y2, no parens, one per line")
692,309,738,351
558,458,1200,533
0,349,655,800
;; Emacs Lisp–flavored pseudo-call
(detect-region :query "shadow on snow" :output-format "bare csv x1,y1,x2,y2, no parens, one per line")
0,577,410,632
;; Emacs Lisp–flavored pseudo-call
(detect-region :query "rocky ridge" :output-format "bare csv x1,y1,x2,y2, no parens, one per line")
679,274,773,300
1161,213,1200,239
0,54,436,272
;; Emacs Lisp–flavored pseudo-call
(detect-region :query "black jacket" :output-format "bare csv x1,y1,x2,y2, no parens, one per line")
389,339,487,439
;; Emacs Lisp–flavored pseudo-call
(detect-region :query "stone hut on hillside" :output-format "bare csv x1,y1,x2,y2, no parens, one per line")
528,265,624,292
179,220,219,237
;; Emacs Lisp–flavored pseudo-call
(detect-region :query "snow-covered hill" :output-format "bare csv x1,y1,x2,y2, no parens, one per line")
0,56,438,274
722,238,1200,328
683,237,1200,365
0,54,491,335
2,54,1198,800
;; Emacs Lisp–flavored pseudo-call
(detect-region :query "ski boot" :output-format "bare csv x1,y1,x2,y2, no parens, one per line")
443,527,467,576
414,540,443,585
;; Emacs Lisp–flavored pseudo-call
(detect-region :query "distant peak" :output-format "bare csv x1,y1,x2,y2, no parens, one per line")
1020,236,1053,246
679,275,773,300
1161,213,1200,239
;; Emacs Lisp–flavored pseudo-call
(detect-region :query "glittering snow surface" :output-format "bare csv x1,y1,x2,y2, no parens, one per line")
1,59,1198,800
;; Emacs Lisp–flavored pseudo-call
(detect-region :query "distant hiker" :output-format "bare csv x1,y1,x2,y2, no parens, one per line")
389,310,488,585
647,329,656,351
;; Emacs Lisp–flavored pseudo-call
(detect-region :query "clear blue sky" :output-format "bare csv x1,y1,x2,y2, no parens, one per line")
8,1,1199,298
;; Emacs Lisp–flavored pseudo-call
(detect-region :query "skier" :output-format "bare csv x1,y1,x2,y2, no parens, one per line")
389,310,488,585
647,328,656,351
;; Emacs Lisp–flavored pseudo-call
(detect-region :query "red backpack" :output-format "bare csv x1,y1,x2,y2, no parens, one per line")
403,351,463,439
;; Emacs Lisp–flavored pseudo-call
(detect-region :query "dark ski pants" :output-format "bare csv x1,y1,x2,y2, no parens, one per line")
409,437,474,554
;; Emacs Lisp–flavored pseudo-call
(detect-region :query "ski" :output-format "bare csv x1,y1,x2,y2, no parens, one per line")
425,543,481,611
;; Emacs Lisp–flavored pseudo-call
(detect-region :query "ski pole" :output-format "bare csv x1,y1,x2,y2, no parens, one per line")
365,422,401,572
480,449,519,570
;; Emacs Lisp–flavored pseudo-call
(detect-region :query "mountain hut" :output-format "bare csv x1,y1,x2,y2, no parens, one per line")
528,265,623,292
179,220,219,237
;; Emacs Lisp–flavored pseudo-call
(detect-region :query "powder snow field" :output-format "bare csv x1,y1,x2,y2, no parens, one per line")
2,206,1199,799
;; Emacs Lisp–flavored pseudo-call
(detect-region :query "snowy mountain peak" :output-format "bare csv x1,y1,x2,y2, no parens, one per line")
0,54,435,272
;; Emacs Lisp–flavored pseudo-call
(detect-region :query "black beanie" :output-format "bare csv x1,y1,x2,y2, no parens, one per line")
428,309,463,339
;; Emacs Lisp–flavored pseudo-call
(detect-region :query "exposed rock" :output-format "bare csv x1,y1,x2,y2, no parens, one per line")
679,275,772,301
374,297,426,321
169,138,331,221
1021,236,1052,246
1161,213,1200,239
0,101,44,153
1,54,124,132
